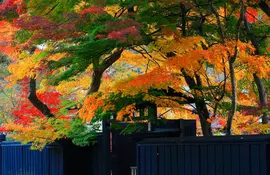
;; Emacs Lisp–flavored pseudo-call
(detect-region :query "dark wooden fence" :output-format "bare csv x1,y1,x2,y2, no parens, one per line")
137,135,270,175
1,141,63,175
0,119,196,175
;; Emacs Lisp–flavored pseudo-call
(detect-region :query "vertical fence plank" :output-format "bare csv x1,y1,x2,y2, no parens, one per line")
259,143,267,175
231,144,240,175
171,145,178,175
207,144,215,175
146,146,151,175
159,145,165,175
178,145,185,175
250,144,260,175
140,146,146,175
184,145,191,175
200,145,208,175
191,145,199,175
165,145,172,175
215,144,223,175
223,144,231,175
151,146,158,175
240,144,250,175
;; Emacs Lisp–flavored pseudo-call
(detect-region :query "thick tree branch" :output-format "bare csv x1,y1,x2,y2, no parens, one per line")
86,49,124,95
259,0,270,17
28,78,55,118
150,87,195,104
102,49,124,72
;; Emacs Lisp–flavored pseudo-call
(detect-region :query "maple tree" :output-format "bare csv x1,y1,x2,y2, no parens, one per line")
0,0,268,148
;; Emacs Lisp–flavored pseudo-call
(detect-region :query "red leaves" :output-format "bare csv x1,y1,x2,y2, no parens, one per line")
246,8,258,23
13,15,80,41
105,19,141,29
80,6,106,15
0,0,17,14
12,77,63,125
235,7,258,23
207,116,226,127
0,0,25,18
96,19,142,42
107,26,140,41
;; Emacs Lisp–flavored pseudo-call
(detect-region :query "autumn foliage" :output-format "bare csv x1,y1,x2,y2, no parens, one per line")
0,0,268,148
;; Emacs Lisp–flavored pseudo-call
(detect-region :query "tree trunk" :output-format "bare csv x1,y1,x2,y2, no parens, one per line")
181,70,212,136
28,78,55,118
253,74,268,124
226,62,237,136
86,70,103,95
195,99,212,136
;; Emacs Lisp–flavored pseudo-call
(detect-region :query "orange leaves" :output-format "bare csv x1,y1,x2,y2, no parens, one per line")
114,67,178,96
166,50,209,72
116,104,136,121
231,112,259,135
0,20,18,58
79,93,105,122
239,55,269,78
0,20,18,42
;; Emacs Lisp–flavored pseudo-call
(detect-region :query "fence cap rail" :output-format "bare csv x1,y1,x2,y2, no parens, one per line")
1,141,61,147
137,134,270,145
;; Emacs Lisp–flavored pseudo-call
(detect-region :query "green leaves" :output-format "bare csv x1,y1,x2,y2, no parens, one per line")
67,118,97,147
14,30,33,43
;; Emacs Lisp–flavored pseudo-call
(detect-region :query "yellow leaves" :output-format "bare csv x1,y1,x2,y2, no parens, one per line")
7,56,38,83
154,36,206,56
47,53,66,61
104,5,122,16
4,118,69,150
74,1,122,16
231,112,259,135
143,95,184,108
120,50,152,67
74,1,90,13
53,76,90,96
116,104,136,121
157,107,197,119
245,124,270,134
5,49,67,87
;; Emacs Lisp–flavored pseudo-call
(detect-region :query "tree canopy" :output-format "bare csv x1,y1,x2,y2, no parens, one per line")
0,0,269,149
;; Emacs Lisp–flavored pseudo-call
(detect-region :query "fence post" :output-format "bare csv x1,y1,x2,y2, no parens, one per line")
0,134,6,142
102,120,111,175
0,134,4,175
130,167,137,175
